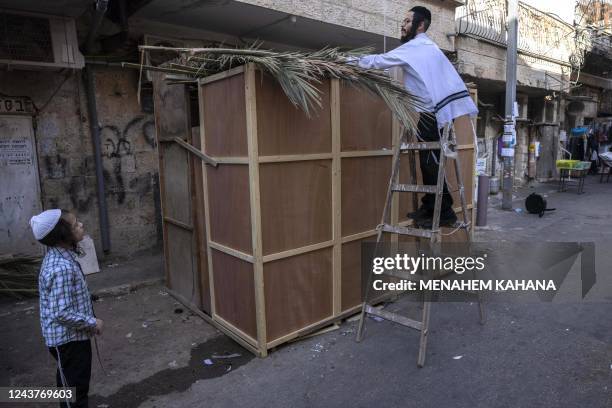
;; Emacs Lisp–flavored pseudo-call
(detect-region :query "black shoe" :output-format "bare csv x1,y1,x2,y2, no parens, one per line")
407,206,432,221
415,217,433,229
416,212,458,229
439,212,458,227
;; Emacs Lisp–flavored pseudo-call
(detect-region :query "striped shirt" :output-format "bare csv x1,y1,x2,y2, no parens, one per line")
38,247,96,347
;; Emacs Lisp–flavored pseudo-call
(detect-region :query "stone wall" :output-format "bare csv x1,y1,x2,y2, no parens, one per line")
0,68,161,259
94,67,161,256
455,36,569,91
235,0,458,51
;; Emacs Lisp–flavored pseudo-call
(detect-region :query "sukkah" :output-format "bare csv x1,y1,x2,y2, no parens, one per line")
124,44,427,133
136,43,476,356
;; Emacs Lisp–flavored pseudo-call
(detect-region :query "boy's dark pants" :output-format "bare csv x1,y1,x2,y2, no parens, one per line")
49,339,92,408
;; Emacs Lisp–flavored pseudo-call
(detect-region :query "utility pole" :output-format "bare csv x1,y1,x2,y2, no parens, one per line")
502,0,518,210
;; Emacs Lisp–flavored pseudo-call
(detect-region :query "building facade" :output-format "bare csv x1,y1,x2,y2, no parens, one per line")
0,0,459,259
569,0,612,158
455,0,582,183
1,0,609,258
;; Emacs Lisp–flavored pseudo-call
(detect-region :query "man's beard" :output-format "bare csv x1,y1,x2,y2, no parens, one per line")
400,24,420,44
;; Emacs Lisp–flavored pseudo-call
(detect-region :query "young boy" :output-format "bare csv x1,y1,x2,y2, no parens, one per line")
30,209,103,408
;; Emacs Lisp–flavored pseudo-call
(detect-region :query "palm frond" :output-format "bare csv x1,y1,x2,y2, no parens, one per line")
131,45,428,131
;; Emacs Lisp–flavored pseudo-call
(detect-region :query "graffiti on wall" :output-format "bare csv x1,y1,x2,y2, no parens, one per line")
100,115,156,205
40,115,157,212
102,116,156,159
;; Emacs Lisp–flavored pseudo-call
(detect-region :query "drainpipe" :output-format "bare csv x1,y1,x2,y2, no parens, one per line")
86,0,109,53
85,0,111,253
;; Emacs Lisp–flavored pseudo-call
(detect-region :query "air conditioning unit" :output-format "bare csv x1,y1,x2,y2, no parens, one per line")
0,10,84,70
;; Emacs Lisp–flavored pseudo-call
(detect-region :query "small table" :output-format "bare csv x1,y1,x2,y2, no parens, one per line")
557,161,591,194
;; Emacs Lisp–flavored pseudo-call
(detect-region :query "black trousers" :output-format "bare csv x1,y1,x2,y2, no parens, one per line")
417,114,454,216
49,339,92,408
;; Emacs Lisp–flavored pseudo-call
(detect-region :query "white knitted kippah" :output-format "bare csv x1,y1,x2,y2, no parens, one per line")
30,209,62,240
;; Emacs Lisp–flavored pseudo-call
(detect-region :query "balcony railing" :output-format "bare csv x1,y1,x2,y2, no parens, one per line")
456,0,581,66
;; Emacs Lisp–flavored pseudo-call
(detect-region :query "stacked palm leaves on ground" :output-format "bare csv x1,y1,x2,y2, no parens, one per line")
125,45,427,132
0,257,41,299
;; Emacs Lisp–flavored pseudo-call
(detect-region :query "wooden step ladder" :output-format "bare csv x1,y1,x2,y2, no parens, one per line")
355,121,485,367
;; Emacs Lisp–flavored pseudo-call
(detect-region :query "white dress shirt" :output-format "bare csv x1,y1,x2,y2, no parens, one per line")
356,33,478,127
357,34,434,112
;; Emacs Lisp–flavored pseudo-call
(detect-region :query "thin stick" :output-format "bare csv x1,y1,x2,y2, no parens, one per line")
139,45,277,56
121,63,194,76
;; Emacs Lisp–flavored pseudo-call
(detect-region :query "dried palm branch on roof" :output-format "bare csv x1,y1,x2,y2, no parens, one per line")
126,44,428,132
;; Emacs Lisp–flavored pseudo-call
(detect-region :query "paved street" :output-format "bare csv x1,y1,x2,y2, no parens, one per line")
2,177,612,408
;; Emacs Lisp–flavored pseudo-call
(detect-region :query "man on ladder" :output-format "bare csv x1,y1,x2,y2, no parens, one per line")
352,6,481,367
356,6,478,227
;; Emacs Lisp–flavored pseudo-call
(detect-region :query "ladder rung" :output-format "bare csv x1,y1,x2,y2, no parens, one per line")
400,142,441,151
365,305,423,331
392,183,437,194
381,224,433,239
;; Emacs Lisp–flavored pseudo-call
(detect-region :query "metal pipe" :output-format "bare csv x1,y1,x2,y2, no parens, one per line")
85,67,110,254
84,0,111,253
476,175,489,226
502,0,518,210
559,145,572,160
86,0,110,53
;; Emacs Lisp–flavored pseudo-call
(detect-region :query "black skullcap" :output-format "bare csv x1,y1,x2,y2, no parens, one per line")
410,6,432,23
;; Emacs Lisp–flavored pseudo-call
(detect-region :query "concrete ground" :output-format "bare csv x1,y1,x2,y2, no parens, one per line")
1,175,611,408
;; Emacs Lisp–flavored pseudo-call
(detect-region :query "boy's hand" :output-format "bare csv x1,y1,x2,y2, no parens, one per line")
94,318,104,335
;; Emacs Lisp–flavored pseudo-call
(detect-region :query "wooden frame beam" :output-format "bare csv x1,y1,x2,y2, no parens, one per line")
171,136,218,167
198,79,217,317
199,65,246,85
331,79,342,316
209,241,255,263
163,216,193,231
245,63,268,357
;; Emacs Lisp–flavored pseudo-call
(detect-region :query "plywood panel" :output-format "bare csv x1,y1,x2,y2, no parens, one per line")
167,224,199,304
341,236,395,310
152,72,190,142
259,160,332,255
202,74,248,157
453,115,475,146
340,84,392,151
161,143,192,225
398,151,421,223
207,164,253,254
341,239,363,310
153,73,201,309
341,156,391,236
212,249,257,338
264,248,333,341
446,150,474,209
256,74,331,156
